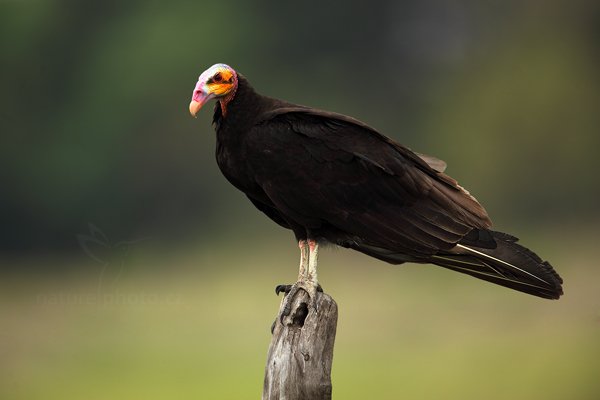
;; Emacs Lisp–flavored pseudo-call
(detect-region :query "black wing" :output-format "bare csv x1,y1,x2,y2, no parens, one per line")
245,107,491,257
247,195,291,229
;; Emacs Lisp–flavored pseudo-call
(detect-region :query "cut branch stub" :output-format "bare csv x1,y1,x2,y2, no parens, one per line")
263,290,338,400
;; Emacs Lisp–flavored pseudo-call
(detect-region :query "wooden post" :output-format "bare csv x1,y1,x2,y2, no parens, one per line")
262,290,338,400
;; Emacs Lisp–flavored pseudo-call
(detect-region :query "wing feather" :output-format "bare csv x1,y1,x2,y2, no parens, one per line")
247,107,491,257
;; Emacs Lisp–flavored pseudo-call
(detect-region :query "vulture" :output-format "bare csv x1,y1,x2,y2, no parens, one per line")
188,63,563,316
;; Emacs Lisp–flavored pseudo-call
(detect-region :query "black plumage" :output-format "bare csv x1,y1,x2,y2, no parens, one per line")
190,65,563,300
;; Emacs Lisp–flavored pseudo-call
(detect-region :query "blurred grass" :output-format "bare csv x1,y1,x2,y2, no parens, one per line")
1,227,598,399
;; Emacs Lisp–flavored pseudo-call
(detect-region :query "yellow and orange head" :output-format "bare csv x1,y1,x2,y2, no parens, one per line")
189,64,237,117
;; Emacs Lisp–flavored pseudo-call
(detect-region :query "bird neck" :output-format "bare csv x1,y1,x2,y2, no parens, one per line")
218,82,238,117
213,75,265,132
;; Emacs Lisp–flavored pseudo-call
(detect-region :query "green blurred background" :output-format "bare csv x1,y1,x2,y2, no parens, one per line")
1,0,599,398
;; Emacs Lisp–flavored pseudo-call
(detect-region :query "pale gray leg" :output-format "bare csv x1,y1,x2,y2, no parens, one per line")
277,239,322,323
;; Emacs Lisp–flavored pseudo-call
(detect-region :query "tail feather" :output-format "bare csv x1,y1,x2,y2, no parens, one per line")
350,230,563,299
431,231,563,299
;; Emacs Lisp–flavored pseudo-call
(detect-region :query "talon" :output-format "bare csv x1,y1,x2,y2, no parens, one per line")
275,283,323,296
277,280,321,324
275,284,292,296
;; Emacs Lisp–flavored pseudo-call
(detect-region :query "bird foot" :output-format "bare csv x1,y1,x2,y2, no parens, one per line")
275,283,323,296
275,281,323,325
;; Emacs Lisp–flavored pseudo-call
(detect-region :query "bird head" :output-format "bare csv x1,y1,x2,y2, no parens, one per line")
189,63,238,117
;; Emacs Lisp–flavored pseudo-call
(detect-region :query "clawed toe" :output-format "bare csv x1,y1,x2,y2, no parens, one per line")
277,281,322,324
275,283,323,296
275,284,293,296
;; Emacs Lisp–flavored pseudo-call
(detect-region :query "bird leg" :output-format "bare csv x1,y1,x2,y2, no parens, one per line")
275,239,322,323
275,239,309,294
299,239,310,281
307,238,318,283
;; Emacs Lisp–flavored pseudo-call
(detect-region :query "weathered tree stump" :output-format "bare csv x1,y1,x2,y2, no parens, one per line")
262,290,338,400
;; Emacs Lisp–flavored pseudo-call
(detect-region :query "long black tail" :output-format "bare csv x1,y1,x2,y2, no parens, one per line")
352,230,563,299
430,231,563,299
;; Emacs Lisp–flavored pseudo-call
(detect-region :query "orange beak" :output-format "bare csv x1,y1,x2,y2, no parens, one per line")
189,99,203,117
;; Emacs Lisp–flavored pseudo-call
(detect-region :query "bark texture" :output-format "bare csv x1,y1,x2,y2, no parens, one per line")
263,290,338,400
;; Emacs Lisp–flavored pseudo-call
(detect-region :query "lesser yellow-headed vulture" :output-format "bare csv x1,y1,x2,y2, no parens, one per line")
188,63,563,316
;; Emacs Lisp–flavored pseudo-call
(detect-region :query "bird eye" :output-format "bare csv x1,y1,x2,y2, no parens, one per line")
213,72,223,82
